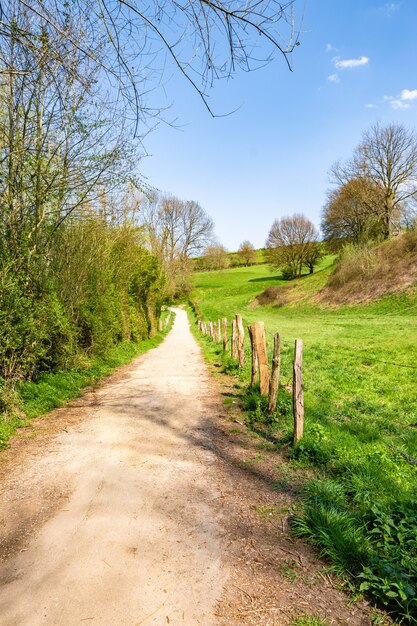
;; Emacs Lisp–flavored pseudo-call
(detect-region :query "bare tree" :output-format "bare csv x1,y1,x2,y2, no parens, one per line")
0,0,301,131
138,191,215,295
238,240,257,266
140,193,214,260
265,213,319,279
0,4,135,269
332,123,417,239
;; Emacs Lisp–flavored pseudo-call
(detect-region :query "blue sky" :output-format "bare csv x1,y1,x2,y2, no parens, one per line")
138,1,417,251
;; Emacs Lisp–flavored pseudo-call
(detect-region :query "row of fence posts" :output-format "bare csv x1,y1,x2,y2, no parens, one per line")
158,312,172,332
197,315,304,443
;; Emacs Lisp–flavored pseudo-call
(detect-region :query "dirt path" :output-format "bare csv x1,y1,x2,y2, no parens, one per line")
0,308,227,625
0,308,388,626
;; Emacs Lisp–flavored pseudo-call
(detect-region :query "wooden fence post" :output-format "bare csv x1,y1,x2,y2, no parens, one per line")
231,319,237,359
268,332,281,413
202,322,207,336
236,314,245,368
208,321,214,339
293,339,304,442
217,320,221,343
158,319,163,332
222,318,228,351
165,314,171,328
256,322,270,394
213,322,218,342
248,323,259,387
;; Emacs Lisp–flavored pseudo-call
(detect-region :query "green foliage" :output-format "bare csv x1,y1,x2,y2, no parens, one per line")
191,259,417,623
358,502,417,621
0,316,173,447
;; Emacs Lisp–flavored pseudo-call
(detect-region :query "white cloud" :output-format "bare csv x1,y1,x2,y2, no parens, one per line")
328,73,340,83
334,56,369,69
325,43,337,53
391,99,411,110
400,89,417,101
384,88,417,109
365,103,376,109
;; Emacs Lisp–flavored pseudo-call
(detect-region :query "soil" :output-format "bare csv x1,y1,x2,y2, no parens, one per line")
0,308,391,625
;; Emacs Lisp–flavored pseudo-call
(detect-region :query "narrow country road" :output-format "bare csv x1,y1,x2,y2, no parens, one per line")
0,308,227,625
0,308,383,626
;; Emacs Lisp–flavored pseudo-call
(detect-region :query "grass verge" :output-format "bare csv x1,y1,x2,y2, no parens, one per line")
0,310,175,449
190,261,417,625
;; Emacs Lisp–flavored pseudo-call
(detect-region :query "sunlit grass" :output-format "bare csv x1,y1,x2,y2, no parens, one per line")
190,261,417,622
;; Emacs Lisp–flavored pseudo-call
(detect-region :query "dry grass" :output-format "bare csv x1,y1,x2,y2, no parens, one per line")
253,286,288,308
317,230,417,305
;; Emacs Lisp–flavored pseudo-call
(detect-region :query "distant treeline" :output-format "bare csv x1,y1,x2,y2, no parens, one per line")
194,246,266,271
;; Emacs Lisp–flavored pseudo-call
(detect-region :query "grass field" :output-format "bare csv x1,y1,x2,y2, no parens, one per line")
191,259,417,624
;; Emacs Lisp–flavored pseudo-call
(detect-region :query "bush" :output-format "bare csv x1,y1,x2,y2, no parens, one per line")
255,286,288,307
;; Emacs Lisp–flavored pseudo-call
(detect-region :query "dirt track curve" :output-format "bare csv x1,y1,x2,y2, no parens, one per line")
0,308,227,625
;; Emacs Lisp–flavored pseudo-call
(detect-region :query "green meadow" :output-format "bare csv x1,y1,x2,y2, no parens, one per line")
191,259,417,624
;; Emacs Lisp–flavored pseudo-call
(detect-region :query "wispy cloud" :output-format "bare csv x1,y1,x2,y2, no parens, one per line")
381,3,400,17
334,56,369,69
365,103,376,109
328,74,340,83
325,43,337,53
385,88,417,109
391,100,410,110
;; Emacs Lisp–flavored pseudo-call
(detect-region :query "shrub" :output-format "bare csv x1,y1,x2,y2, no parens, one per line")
255,286,288,307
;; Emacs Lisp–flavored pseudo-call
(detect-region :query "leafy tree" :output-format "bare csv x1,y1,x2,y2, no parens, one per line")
304,242,324,274
201,244,230,270
265,214,319,279
322,177,386,247
238,240,257,266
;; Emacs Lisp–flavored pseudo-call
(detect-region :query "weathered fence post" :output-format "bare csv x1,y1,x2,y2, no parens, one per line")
222,318,228,351
248,324,259,387
217,320,221,344
231,319,238,359
201,322,207,336
158,319,163,332
236,314,245,368
255,322,270,394
165,313,171,328
268,332,281,413
293,339,304,442
208,321,214,340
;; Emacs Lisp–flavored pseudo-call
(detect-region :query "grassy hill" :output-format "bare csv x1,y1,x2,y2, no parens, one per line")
191,255,417,623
